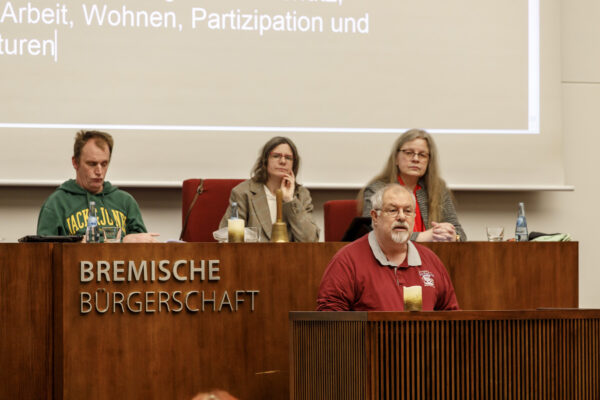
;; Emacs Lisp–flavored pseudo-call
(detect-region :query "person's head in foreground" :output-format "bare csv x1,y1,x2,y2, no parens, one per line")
191,389,238,400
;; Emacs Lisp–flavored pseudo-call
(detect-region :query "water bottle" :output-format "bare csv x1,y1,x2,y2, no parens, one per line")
86,201,100,243
231,201,239,219
515,202,528,242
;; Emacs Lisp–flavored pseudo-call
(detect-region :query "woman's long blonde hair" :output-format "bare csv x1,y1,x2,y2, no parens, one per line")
358,129,447,223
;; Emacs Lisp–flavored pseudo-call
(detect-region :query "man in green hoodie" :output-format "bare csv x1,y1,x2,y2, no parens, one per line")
37,130,159,242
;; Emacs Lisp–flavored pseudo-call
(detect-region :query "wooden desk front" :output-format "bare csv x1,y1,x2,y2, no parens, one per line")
290,310,600,399
0,241,578,399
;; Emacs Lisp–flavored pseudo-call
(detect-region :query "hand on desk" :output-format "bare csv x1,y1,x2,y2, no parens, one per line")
417,222,457,242
123,232,160,243
80,232,160,243
431,222,457,242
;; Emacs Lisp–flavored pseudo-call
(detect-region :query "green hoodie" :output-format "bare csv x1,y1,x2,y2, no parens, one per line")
37,179,147,236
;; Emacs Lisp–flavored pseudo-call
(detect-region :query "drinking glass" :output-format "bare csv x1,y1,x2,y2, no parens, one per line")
103,227,122,243
245,227,260,242
486,226,504,242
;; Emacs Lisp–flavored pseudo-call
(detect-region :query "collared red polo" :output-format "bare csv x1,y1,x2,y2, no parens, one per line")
317,232,459,311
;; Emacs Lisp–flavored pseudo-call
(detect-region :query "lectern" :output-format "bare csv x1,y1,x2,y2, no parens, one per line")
290,310,600,399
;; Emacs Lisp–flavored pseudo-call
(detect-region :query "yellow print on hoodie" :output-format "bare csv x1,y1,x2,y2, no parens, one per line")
65,207,127,235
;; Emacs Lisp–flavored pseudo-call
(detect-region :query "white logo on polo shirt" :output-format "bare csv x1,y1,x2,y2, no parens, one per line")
419,270,435,287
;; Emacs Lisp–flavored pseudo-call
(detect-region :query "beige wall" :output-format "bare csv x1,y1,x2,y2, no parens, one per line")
1,0,599,306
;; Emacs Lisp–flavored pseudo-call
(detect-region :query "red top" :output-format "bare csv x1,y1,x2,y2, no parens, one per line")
317,234,459,311
398,175,425,232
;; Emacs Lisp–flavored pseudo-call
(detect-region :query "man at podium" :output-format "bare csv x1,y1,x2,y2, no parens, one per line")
317,183,459,311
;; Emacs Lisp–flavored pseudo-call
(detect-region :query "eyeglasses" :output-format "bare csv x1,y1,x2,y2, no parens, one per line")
270,152,294,162
399,149,429,161
376,207,415,219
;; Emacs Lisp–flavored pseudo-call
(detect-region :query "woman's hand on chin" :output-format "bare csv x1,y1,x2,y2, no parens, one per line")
280,171,295,202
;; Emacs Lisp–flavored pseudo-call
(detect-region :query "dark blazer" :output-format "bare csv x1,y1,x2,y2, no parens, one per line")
219,179,320,242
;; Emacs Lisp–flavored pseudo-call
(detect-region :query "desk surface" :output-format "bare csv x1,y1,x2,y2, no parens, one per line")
0,241,579,399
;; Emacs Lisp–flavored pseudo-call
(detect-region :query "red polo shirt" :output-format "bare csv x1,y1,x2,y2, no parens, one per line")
316,233,459,311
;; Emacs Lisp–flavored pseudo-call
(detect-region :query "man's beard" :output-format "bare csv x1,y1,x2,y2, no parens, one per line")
390,222,410,243
391,231,409,243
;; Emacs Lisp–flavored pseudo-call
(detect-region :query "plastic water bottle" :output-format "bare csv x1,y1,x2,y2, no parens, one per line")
515,202,528,242
86,201,100,243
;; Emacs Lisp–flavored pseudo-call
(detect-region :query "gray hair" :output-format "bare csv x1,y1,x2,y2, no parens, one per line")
369,183,416,212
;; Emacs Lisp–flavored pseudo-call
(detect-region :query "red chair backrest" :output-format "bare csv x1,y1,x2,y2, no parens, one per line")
181,179,244,242
323,200,360,242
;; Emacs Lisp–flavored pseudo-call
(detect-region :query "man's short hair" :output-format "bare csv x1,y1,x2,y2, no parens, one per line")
370,183,416,212
73,130,114,162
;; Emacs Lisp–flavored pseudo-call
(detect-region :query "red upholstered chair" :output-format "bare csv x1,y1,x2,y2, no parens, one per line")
181,179,244,242
323,200,360,242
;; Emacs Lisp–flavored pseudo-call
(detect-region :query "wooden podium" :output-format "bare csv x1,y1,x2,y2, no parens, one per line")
0,241,580,399
290,310,600,399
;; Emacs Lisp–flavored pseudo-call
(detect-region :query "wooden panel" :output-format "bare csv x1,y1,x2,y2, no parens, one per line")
290,321,367,400
291,310,600,400
423,242,578,310
0,243,53,400
54,243,340,400
0,241,580,399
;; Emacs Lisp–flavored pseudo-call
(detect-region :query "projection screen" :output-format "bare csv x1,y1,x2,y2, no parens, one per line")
0,0,565,188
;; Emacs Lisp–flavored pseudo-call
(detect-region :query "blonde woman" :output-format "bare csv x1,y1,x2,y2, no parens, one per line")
359,129,466,242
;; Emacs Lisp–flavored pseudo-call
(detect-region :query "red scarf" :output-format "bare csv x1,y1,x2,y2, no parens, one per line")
397,176,425,232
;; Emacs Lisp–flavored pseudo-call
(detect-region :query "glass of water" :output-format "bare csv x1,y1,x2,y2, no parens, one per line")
244,227,260,242
103,226,122,243
486,226,504,242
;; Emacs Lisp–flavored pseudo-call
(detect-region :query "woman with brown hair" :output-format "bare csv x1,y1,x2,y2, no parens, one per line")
219,136,319,242
359,129,466,242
